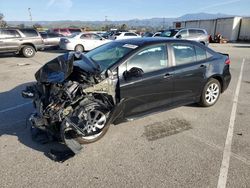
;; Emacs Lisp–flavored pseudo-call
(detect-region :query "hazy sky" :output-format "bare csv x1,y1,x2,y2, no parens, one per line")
1,0,250,21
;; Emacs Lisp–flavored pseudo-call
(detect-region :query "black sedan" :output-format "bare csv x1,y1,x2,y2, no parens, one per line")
23,38,231,151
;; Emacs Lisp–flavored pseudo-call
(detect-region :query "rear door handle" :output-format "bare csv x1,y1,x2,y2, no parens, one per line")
163,73,173,79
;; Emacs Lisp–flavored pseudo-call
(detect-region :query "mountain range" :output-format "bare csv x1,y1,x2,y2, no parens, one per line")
7,13,235,30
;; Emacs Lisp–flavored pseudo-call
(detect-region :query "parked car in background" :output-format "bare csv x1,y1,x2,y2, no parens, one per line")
160,28,209,45
22,37,231,147
0,28,44,57
59,32,111,52
142,32,153,37
50,28,82,36
40,32,63,49
152,32,162,37
101,30,129,39
112,32,141,40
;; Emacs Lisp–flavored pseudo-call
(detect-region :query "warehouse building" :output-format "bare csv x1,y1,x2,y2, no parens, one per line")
173,17,250,41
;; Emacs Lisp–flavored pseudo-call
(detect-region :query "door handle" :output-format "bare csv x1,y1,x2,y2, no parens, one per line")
164,73,173,79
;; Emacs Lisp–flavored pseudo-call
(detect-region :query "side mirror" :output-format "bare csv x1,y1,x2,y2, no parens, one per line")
124,67,143,80
176,34,182,39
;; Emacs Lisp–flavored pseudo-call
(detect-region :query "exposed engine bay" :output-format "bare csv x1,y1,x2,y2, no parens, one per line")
22,52,118,161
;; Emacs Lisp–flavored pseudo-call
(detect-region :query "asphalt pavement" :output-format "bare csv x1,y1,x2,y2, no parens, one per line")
0,44,250,188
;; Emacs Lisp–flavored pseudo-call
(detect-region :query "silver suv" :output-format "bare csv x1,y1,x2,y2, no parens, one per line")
0,28,44,57
160,28,209,45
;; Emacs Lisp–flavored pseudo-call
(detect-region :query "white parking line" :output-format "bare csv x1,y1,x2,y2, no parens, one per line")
217,58,245,188
0,102,32,113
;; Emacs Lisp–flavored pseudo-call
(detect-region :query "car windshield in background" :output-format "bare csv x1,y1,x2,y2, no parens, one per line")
161,29,179,37
85,42,137,72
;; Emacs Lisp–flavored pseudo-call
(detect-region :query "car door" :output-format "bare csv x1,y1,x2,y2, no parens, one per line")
119,43,174,118
1,29,21,51
170,43,208,105
79,33,97,50
90,34,107,49
176,29,188,39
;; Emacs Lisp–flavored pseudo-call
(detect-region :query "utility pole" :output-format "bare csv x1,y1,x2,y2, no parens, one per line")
28,8,32,23
105,16,108,31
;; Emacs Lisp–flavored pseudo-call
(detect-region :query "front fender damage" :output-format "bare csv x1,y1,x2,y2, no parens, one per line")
22,52,119,161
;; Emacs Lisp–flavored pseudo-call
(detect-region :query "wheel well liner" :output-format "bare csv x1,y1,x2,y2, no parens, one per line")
210,75,223,93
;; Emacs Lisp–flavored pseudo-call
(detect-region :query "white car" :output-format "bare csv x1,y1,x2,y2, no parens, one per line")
59,32,111,52
113,32,141,40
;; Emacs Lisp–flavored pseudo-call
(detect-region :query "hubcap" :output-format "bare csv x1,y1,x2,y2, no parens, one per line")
78,109,106,140
75,46,83,52
25,48,33,56
205,83,219,104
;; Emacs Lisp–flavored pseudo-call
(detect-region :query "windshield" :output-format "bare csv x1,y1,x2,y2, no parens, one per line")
161,29,179,37
85,42,137,72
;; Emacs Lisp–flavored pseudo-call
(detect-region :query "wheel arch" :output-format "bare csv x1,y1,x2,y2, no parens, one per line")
19,43,37,51
208,75,223,93
74,44,84,51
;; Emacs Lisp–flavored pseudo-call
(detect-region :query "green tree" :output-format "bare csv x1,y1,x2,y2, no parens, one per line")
0,13,7,28
120,23,128,31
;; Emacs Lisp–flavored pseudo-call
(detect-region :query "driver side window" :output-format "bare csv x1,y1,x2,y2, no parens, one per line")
126,44,168,74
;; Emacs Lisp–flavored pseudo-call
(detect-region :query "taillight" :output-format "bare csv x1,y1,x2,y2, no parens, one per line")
225,58,231,65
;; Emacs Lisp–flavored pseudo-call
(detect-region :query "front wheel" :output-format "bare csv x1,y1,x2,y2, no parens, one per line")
61,102,110,144
200,78,221,107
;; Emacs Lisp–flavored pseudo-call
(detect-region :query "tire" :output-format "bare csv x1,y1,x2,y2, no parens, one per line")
61,102,110,144
200,78,221,107
74,45,84,52
22,45,36,58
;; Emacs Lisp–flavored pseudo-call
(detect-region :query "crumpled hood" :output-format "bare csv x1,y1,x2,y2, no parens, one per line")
35,52,101,83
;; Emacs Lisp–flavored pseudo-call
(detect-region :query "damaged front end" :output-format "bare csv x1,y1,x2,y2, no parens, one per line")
22,52,118,160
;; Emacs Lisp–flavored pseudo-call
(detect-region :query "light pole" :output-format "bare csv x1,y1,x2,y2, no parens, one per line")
28,8,32,23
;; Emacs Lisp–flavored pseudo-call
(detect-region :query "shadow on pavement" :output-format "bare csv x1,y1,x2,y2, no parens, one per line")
232,45,250,48
41,49,69,54
0,83,72,162
0,52,22,58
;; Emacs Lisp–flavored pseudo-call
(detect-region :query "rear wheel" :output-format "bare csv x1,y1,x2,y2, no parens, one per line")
74,45,84,52
200,78,221,107
22,45,36,58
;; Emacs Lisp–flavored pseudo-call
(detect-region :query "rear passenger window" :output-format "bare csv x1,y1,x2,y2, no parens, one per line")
127,44,168,73
189,29,197,35
172,44,196,65
19,29,38,37
197,30,205,35
178,30,188,37
195,46,207,61
0,30,21,38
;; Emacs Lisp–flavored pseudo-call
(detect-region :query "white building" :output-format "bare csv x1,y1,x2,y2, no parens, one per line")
173,17,250,41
